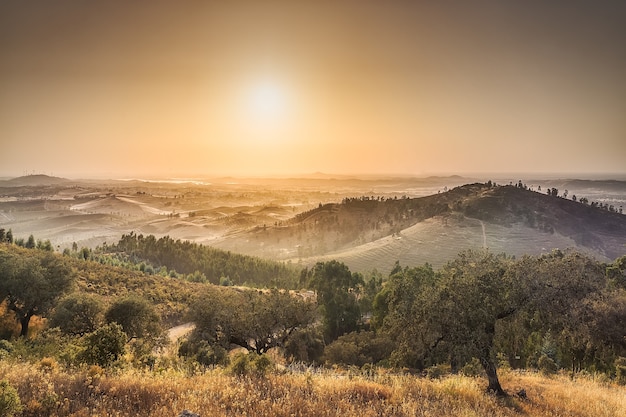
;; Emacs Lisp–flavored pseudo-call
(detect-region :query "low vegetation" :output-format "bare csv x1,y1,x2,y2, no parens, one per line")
1,234,626,414
0,360,624,417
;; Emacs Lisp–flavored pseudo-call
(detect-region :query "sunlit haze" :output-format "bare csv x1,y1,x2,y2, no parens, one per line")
1,1,625,178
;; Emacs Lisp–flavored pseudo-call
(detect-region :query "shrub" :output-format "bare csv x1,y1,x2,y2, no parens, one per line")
50,293,104,336
323,331,393,367
178,340,229,367
252,354,274,376
0,380,22,417
615,357,626,385
39,357,59,373
80,323,126,367
284,328,325,364
229,352,251,376
425,363,452,379
461,357,483,377
538,354,558,375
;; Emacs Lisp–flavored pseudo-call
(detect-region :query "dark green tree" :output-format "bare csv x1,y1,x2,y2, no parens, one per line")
0,247,75,337
81,323,126,367
305,261,364,342
189,287,316,355
25,235,35,249
50,293,104,336
105,296,162,343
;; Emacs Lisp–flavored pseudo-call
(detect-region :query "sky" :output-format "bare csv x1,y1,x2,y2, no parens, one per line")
1,1,625,179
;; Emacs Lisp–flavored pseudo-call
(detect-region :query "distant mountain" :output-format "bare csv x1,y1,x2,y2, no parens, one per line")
2,174,70,187
212,183,626,272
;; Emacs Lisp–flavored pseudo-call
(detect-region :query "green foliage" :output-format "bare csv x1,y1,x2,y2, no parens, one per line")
461,357,483,377
229,352,252,376
0,380,22,417
304,260,363,342
425,363,451,379
323,331,393,367
0,246,75,337
178,339,229,367
188,287,316,355
284,327,325,364
50,293,104,336
105,233,300,288
228,352,274,376
80,323,126,367
105,295,162,343
538,354,558,375
615,357,626,385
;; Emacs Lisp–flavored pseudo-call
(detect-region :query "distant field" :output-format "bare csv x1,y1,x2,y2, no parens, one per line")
1,175,625,269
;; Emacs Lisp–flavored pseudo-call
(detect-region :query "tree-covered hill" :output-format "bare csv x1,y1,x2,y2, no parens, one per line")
101,233,301,288
212,183,626,269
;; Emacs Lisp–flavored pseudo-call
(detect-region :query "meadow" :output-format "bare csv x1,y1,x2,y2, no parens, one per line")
0,359,624,417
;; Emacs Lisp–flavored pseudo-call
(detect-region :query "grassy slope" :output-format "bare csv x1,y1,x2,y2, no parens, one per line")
225,184,626,272
1,361,623,417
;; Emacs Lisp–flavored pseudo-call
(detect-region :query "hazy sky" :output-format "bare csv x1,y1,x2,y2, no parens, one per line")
1,1,625,178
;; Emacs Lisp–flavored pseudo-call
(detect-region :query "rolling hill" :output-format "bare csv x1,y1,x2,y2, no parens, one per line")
212,183,626,272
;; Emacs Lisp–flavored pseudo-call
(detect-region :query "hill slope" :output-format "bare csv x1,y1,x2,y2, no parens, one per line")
212,184,626,271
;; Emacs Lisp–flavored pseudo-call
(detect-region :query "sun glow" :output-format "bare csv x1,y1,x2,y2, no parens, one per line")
245,79,290,125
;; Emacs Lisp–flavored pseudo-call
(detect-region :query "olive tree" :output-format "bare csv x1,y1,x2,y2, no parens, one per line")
0,247,74,337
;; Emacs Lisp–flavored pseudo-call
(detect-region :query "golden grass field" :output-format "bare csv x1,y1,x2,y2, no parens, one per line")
1,360,624,417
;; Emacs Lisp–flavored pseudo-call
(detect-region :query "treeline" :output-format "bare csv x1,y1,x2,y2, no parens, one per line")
2,237,626,396
102,232,300,288
181,250,626,395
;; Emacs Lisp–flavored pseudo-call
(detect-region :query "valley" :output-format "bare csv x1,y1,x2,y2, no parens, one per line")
1,174,625,273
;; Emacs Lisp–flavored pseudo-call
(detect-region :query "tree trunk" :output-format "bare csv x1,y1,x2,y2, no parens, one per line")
19,313,33,338
480,356,506,396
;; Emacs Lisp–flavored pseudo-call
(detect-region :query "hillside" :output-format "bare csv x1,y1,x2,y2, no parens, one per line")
1,174,70,187
212,183,626,271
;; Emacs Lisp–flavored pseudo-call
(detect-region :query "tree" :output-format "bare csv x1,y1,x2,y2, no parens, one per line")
189,287,316,355
105,296,162,343
25,235,35,249
0,247,75,337
50,293,104,336
81,323,126,367
381,251,522,395
305,261,364,342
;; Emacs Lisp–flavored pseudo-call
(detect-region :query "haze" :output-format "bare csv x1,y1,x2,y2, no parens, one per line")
1,1,625,178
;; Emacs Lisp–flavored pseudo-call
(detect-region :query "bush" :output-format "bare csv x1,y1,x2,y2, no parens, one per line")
323,331,393,367
252,354,274,376
615,357,626,385
229,352,251,376
0,380,22,417
425,363,451,379
461,357,483,377
80,323,126,367
284,328,325,364
178,340,229,367
538,354,558,375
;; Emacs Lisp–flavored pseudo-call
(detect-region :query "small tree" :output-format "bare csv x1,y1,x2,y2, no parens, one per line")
81,323,126,367
50,293,104,336
105,296,162,344
305,261,363,342
0,247,75,337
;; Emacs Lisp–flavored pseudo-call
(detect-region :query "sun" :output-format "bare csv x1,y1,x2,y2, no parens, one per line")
245,79,289,126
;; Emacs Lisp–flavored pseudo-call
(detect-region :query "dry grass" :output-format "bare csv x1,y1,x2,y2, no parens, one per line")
0,361,624,417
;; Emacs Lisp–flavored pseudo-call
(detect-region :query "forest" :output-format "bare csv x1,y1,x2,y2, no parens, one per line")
0,238,625,415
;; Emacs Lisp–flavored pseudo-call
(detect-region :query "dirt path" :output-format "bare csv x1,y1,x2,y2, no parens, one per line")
480,220,487,248
167,322,195,343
